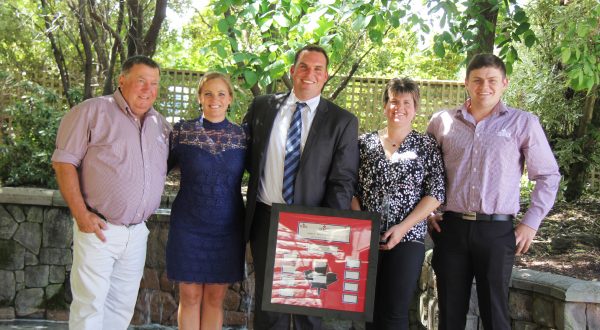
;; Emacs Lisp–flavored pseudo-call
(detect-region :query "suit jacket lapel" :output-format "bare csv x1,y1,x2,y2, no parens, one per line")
299,98,329,168
258,93,288,170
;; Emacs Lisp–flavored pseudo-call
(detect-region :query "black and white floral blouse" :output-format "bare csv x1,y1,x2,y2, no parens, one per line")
355,130,446,243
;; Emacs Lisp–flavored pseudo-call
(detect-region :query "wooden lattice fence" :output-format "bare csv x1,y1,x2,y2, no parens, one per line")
3,68,600,192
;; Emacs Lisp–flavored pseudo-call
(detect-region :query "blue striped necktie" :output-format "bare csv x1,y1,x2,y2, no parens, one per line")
282,102,306,204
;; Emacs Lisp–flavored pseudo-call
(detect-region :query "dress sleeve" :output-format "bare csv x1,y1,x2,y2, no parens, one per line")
422,134,446,204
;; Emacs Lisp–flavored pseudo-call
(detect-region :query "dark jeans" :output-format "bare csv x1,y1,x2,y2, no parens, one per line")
365,241,425,330
431,215,515,330
250,203,322,330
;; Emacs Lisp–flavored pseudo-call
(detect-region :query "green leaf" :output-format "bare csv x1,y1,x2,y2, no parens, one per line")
561,48,571,64
513,10,527,23
433,41,445,58
369,29,383,43
217,18,229,34
243,70,258,87
515,22,530,35
273,13,290,27
524,33,536,47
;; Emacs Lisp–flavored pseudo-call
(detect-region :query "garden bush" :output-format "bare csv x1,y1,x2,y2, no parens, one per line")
0,75,71,188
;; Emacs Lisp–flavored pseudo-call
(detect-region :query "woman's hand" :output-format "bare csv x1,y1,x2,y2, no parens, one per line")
379,222,410,250
350,197,361,211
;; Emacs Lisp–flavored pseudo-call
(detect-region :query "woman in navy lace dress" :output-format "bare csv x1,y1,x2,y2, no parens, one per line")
351,78,445,330
166,72,246,329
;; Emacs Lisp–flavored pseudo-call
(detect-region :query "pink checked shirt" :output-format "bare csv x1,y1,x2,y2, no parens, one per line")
52,89,171,226
427,100,560,230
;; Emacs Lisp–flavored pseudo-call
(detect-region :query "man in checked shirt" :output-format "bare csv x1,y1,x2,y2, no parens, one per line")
52,56,170,330
427,53,561,329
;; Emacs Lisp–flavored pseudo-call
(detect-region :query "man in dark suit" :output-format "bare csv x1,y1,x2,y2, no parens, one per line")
243,44,359,330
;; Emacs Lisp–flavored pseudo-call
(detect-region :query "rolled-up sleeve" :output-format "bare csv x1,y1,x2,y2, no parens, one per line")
51,105,90,167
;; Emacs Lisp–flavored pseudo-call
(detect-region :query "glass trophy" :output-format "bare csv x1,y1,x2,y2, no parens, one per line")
379,194,391,244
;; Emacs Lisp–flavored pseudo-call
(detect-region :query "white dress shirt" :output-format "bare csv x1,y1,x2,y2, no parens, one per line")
258,92,320,205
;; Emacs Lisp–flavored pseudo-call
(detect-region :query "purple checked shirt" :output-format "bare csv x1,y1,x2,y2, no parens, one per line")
427,100,560,230
52,89,171,226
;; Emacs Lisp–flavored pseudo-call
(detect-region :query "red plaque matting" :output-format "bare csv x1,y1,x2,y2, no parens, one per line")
262,204,380,321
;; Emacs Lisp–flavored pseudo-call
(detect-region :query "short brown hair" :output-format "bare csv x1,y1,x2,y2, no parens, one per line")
466,54,506,79
294,44,329,68
383,78,420,111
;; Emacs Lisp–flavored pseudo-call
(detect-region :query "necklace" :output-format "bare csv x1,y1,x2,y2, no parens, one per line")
380,128,405,148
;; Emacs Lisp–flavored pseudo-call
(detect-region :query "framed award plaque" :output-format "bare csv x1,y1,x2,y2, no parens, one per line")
262,203,380,321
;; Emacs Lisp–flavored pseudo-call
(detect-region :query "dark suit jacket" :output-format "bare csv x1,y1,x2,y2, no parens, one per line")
243,93,359,241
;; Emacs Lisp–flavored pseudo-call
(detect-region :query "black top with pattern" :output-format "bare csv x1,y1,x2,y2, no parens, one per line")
355,130,446,243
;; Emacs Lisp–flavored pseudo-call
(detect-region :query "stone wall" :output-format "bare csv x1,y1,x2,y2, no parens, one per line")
1,187,599,329
0,187,254,328
416,250,600,329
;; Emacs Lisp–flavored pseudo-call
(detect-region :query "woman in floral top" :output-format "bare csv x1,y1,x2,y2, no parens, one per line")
351,78,446,330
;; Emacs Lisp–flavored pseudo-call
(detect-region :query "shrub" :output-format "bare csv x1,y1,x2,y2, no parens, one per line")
0,77,68,188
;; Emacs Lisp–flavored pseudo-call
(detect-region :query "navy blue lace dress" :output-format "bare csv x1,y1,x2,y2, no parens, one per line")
166,117,246,283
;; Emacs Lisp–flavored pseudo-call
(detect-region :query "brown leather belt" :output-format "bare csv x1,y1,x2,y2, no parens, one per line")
444,211,514,222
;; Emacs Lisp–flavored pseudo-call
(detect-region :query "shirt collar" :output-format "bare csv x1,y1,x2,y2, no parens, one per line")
456,98,509,119
289,90,320,114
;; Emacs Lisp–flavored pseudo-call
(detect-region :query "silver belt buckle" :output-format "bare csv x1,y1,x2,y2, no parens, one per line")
463,212,477,221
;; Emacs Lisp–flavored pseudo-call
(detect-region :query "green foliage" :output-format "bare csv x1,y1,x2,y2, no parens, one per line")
504,0,600,199
555,1,600,92
0,75,67,188
202,0,420,94
428,0,536,73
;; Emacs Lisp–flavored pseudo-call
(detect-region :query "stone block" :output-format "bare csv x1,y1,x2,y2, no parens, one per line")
49,265,65,284
587,303,600,330
510,290,533,321
26,206,44,224
159,270,175,293
513,320,539,330
0,187,54,206
224,311,248,327
40,248,72,266
146,227,168,268
532,294,555,328
15,288,44,317
15,270,24,283
5,205,26,223
140,268,160,290
150,291,177,325
25,265,49,288
0,206,18,239
45,284,63,301
0,239,25,270
43,208,73,248
555,301,585,330
0,270,15,305
224,288,241,311
24,252,38,266
47,309,69,321
0,307,15,319
14,222,42,254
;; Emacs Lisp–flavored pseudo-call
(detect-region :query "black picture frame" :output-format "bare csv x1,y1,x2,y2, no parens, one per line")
262,203,380,322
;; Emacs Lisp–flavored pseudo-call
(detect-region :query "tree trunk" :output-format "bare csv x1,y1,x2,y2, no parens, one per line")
466,0,498,63
40,0,73,107
564,86,598,201
143,0,167,57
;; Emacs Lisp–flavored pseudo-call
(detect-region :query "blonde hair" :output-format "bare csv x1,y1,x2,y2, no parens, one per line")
197,72,234,101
